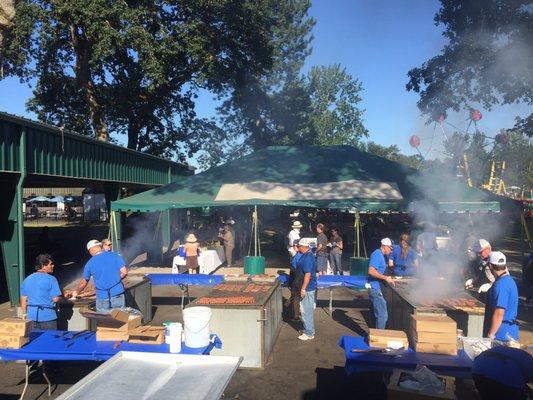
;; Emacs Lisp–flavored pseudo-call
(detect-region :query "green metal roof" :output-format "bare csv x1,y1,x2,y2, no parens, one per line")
0,112,194,186
111,146,500,213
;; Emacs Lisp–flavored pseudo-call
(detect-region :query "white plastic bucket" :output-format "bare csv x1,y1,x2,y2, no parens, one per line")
183,306,212,348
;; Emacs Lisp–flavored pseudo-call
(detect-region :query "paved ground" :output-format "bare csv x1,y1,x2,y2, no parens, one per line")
3,278,531,400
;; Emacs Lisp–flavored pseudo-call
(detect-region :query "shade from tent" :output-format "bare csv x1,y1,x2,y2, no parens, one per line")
111,146,500,213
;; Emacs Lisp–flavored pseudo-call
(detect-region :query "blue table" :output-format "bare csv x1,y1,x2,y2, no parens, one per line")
278,275,367,315
339,335,473,378
0,330,222,399
147,273,224,308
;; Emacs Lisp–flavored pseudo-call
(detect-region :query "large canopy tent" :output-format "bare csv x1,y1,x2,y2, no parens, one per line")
110,146,500,258
111,145,500,214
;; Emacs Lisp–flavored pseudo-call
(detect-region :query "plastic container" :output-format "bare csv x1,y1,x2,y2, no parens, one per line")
183,306,212,348
169,322,183,353
350,257,369,276
244,256,266,274
163,321,172,344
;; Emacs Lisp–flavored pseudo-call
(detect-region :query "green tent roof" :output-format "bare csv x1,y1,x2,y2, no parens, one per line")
111,146,500,213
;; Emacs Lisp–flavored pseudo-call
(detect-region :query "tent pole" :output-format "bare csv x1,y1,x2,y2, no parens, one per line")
254,205,258,256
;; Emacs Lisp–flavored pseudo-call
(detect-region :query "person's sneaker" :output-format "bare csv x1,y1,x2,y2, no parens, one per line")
298,333,315,341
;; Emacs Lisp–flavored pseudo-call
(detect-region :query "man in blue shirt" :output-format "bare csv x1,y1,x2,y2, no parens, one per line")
295,238,317,341
473,346,533,400
77,240,128,312
367,238,395,329
484,251,519,345
20,254,62,329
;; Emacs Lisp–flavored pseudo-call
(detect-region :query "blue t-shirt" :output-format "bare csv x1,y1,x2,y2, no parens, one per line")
291,252,303,270
390,245,417,276
298,251,317,291
83,251,125,299
473,347,533,389
486,274,519,341
21,272,61,322
368,249,387,290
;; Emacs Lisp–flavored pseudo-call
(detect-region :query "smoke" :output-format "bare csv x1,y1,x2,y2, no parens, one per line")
119,212,164,267
405,167,507,303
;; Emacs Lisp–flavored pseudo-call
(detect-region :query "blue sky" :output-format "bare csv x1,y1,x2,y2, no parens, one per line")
0,0,530,165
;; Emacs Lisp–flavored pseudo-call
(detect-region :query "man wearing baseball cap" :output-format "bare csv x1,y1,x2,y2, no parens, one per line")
484,251,519,346
466,239,495,292
76,239,128,312
294,238,317,340
367,238,395,329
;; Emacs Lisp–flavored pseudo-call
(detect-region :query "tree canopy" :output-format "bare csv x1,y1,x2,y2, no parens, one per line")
1,0,277,161
406,0,532,135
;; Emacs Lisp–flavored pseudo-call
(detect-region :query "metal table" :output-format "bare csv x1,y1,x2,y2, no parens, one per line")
55,351,242,400
0,330,222,400
381,278,485,340
191,280,283,369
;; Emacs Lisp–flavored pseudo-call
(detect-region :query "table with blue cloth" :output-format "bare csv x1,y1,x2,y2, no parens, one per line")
338,335,473,379
277,274,367,315
147,273,224,308
0,330,222,399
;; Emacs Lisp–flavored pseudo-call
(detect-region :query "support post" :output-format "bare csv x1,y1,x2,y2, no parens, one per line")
161,210,171,253
104,183,122,253
0,129,26,305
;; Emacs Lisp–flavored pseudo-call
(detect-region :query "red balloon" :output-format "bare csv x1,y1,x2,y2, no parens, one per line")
470,109,482,122
495,133,509,145
409,135,421,148
436,114,446,123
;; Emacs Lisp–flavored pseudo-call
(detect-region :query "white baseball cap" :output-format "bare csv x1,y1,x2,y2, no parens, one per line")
86,239,102,250
472,239,490,253
297,238,312,247
381,238,393,247
489,251,506,266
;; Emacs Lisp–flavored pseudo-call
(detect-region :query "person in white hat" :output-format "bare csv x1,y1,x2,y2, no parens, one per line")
484,251,519,346
288,220,303,258
76,239,128,312
465,239,495,292
294,238,317,340
184,233,200,274
367,238,395,329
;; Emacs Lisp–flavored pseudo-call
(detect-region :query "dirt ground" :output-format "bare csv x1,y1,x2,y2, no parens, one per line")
0,215,531,399
0,277,531,400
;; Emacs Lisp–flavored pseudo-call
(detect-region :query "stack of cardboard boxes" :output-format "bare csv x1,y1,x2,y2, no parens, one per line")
0,318,33,349
80,309,165,344
411,314,457,355
368,328,409,349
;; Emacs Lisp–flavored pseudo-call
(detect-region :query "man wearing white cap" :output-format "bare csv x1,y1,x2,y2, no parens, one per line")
367,238,396,329
465,239,495,292
76,240,128,312
294,238,317,340
484,251,519,346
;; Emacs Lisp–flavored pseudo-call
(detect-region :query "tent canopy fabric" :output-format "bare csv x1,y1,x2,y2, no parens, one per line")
111,146,500,213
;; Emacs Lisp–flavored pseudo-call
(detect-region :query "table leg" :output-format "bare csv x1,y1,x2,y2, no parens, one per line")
19,362,30,400
178,284,185,309
43,370,52,396
329,288,333,317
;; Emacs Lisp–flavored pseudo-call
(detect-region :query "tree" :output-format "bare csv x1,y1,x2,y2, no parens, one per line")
211,0,315,160
363,141,422,169
406,0,532,133
308,64,368,146
493,125,533,190
1,0,276,160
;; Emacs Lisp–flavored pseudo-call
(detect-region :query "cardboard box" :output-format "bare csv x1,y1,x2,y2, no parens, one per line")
412,330,457,344
413,341,457,356
0,318,33,336
95,329,129,342
368,329,409,349
411,315,456,334
128,326,165,345
80,309,141,331
388,369,455,400
0,334,30,349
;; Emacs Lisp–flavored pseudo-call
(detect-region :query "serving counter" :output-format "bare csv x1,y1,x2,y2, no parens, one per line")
188,278,283,369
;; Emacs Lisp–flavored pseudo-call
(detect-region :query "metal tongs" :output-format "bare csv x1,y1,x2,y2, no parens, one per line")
351,346,406,356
